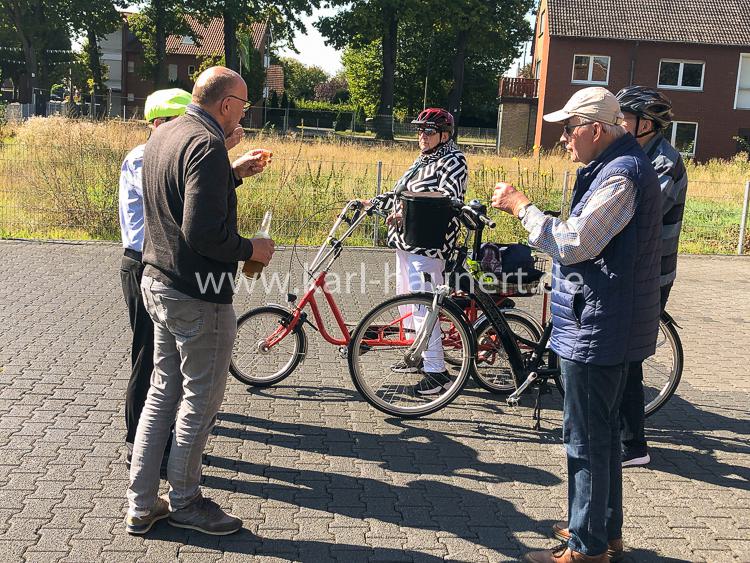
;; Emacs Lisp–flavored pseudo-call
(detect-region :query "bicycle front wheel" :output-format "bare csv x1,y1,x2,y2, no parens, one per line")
230,306,307,387
348,294,473,418
643,315,683,417
471,311,543,394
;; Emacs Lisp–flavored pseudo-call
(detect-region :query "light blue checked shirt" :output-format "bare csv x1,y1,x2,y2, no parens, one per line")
118,143,146,252
521,175,636,266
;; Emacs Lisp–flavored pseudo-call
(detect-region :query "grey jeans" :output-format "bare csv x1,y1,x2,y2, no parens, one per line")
127,276,236,513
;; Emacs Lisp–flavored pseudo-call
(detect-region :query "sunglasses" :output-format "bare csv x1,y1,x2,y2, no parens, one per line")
563,122,593,136
417,127,439,137
225,94,252,112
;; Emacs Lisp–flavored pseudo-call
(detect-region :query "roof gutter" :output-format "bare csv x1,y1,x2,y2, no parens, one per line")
629,40,640,85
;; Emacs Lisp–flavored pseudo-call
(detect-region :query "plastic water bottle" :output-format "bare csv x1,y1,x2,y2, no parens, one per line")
242,210,272,279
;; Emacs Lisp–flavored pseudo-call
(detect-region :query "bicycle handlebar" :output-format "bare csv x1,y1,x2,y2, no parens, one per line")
361,197,497,229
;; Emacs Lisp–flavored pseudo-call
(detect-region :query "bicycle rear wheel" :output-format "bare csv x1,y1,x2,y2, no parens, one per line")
347,294,473,418
554,314,683,417
230,306,307,387
643,315,683,417
471,312,542,394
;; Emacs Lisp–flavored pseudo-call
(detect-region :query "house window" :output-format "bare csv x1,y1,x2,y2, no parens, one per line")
658,60,704,90
735,53,750,110
535,59,542,80
127,60,134,73
664,121,698,156
188,65,196,77
263,54,270,68
538,11,545,36
181,35,194,45
572,55,610,84
168,64,178,82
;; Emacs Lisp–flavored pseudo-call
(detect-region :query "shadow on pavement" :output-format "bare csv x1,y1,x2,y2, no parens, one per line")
216,412,563,485
204,453,546,558
145,524,446,561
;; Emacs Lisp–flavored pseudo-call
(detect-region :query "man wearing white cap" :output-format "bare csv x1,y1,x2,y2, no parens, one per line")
492,87,662,562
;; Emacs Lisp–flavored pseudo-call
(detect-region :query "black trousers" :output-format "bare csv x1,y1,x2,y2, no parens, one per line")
120,251,154,450
621,283,672,457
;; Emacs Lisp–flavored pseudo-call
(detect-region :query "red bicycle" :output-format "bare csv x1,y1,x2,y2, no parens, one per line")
230,200,545,403
231,200,474,388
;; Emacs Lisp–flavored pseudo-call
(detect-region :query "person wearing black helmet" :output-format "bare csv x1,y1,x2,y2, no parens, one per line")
616,85,688,468
368,108,468,396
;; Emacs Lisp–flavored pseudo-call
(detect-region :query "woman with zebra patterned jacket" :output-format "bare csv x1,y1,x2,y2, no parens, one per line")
369,108,468,396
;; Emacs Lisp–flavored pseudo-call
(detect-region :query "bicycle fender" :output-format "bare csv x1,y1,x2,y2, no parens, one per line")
408,292,478,358
253,304,309,361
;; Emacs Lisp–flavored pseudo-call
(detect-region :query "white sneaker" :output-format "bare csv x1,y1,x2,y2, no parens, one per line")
622,453,650,467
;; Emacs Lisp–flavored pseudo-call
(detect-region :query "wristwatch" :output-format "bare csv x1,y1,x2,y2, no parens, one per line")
517,203,532,220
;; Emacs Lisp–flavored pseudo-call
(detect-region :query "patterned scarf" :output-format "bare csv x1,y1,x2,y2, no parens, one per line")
392,140,459,193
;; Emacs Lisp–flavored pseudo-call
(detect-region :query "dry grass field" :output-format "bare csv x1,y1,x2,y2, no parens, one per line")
1,117,747,253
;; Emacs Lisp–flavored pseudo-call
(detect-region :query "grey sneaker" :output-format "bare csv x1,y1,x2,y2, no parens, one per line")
125,496,170,535
168,495,242,536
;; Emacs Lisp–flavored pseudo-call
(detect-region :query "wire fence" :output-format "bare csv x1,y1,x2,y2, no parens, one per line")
0,139,747,254
4,98,499,147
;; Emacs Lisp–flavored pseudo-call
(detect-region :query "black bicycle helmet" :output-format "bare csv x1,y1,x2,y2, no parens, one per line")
615,86,674,131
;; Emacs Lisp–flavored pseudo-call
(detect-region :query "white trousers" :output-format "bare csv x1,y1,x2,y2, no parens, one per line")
395,249,446,372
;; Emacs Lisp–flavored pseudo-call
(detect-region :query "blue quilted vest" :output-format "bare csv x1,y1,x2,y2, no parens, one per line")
550,134,662,365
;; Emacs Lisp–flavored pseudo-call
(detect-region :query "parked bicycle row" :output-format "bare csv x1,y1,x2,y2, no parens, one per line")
118,71,688,562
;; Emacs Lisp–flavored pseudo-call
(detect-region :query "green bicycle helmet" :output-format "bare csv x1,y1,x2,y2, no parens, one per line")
144,88,192,122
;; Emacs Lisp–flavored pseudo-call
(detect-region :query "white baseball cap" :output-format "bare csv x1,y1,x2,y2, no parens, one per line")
543,87,624,126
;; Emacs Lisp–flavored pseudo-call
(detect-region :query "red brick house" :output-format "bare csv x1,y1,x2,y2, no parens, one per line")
108,16,283,117
502,0,750,161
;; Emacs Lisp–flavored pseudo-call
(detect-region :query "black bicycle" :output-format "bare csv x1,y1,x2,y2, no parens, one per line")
347,199,683,419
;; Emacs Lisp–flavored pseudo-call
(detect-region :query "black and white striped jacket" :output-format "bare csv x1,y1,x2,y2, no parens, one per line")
372,141,468,260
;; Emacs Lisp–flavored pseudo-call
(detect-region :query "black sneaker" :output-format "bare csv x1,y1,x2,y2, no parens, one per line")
168,495,242,535
414,371,451,396
391,359,424,373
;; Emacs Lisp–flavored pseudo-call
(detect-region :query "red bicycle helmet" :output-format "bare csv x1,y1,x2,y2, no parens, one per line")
412,108,455,134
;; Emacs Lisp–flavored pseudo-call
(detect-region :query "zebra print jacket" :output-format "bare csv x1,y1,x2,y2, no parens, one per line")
371,140,468,260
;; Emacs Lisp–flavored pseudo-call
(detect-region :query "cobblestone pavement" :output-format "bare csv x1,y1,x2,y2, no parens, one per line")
0,240,748,562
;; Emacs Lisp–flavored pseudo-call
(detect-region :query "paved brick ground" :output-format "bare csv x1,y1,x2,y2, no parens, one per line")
0,240,748,562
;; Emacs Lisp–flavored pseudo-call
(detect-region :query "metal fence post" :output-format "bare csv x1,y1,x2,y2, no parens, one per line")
738,180,750,255
560,170,571,219
373,160,383,246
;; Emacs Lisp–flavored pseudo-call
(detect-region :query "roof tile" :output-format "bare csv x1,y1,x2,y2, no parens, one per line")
548,0,750,46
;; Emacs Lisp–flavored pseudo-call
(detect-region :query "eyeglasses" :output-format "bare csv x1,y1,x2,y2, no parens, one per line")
562,121,593,136
225,94,252,112
417,127,439,137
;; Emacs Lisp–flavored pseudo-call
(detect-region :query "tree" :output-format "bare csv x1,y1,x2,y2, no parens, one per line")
314,75,348,103
278,56,328,100
66,0,126,111
188,0,318,73
341,43,380,117
317,0,420,139
437,0,533,132
128,1,193,88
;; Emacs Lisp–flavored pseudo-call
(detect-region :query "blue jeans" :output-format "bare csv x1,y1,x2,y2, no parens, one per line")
127,277,236,514
561,358,628,556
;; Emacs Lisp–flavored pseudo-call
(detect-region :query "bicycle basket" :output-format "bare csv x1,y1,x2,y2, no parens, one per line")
468,243,547,296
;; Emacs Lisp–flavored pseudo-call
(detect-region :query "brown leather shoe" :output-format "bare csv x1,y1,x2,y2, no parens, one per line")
523,545,608,562
551,521,624,561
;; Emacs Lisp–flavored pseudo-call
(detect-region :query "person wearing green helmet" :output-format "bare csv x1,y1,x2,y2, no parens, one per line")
125,66,274,537
118,87,244,483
